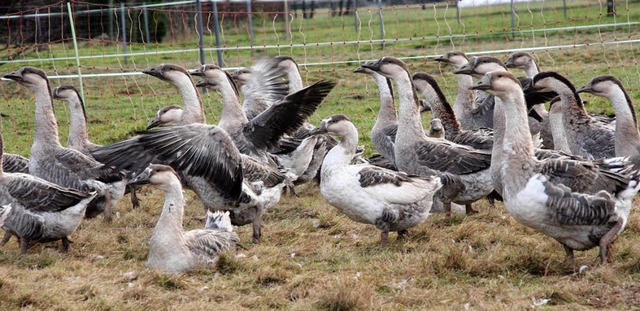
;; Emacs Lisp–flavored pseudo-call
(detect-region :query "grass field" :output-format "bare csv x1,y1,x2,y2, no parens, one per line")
2,0,640,309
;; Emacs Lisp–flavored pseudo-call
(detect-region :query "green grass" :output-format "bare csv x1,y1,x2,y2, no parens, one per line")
2,1,640,309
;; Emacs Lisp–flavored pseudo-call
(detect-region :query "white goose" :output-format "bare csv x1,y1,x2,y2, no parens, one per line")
471,71,640,264
130,164,239,273
310,115,441,246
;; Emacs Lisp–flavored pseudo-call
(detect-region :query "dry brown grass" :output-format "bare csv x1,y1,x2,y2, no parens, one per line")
2,183,640,310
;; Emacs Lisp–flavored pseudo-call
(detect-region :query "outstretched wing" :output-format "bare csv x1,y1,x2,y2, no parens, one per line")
6,173,92,212
92,124,244,201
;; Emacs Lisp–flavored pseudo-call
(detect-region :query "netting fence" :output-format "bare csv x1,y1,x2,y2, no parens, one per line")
2,0,640,155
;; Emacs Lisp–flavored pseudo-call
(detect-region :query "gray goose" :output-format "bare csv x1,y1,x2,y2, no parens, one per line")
531,72,615,160
362,57,494,217
146,105,183,130
547,97,572,154
577,75,639,161
505,51,553,149
53,85,142,209
0,131,97,254
94,63,284,243
353,62,398,166
310,115,441,246
411,72,493,150
3,67,126,222
130,164,239,273
434,51,487,130
471,71,640,265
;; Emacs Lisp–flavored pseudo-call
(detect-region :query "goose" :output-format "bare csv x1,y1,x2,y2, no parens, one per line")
0,131,97,254
3,67,126,222
53,85,142,209
530,72,615,160
353,62,398,164
273,56,304,93
434,51,487,130
547,97,572,154
230,58,289,121
94,64,286,243
411,72,493,150
309,115,442,246
505,51,554,149
2,153,29,174
130,164,239,273
192,64,335,165
576,75,639,160
459,56,628,200
428,118,445,139
471,70,640,264
362,57,494,217
147,105,183,130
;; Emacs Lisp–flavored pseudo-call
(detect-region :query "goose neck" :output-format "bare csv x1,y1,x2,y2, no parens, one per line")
174,77,205,125
500,91,535,159
455,74,477,113
426,95,461,135
33,82,62,147
608,88,640,157
372,75,397,130
66,96,91,152
156,185,186,233
218,81,249,126
324,125,359,168
288,70,304,93
523,65,539,78
393,72,425,139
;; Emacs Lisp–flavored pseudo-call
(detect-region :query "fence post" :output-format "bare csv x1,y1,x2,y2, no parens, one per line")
211,0,224,67
563,0,567,18
456,1,461,25
143,2,151,44
354,0,359,33
284,0,291,40
246,0,254,47
377,0,384,49
121,3,128,65
510,0,515,38
66,2,85,103
196,0,205,65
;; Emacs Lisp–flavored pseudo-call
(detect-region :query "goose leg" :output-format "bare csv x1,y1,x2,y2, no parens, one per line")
0,231,11,247
128,185,141,209
252,207,263,244
598,220,622,264
465,204,479,215
563,244,575,267
397,230,408,241
59,237,72,253
102,192,114,223
19,238,31,254
444,202,452,217
380,230,389,247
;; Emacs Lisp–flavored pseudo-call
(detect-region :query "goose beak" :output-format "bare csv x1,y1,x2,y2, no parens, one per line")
129,168,152,186
195,80,208,88
353,66,366,73
52,87,62,99
434,55,447,62
3,71,22,82
504,57,515,68
146,118,163,130
576,84,593,94
361,59,382,72
189,69,204,77
528,108,544,122
453,63,474,75
470,80,490,91
307,125,327,136
142,67,163,79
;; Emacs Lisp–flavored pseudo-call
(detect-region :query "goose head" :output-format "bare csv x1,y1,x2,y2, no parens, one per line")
3,66,49,90
453,56,507,77
130,164,182,192
273,56,299,73
147,105,184,130
353,62,378,76
576,75,624,98
52,85,80,101
360,56,410,80
142,64,192,86
429,118,445,138
470,71,522,98
530,71,578,94
192,64,237,95
505,52,535,70
434,51,469,69
308,114,354,137
231,68,252,87
412,72,448,113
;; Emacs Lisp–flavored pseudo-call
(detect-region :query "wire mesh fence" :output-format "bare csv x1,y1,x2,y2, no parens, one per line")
1,0,639,155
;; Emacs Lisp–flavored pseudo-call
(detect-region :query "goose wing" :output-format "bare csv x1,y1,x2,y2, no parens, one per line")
91,124,244,201
453,129,493,150
243,80,336,150
415,140,492,175
580,120,616,159
184,229,239,258
2,154,29,173
6,173,93,212
37,148,121,190
541,158,631,195
241,57,290,117
240,154,286,187
355,166,441,204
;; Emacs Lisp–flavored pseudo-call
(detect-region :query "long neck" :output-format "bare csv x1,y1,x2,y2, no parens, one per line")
288,68,304,93
173,75,205,125
66,95,91,152
607,88,640,157
372,75,397,131
217,80,249,130
324,125,359,168
548,103,572,153
556,84,589,120
523,63,539,78
32,81,62,147
455,74,477,115
154,184,186,240
501,91,535,160
424,92,461,135
394,72,426,140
